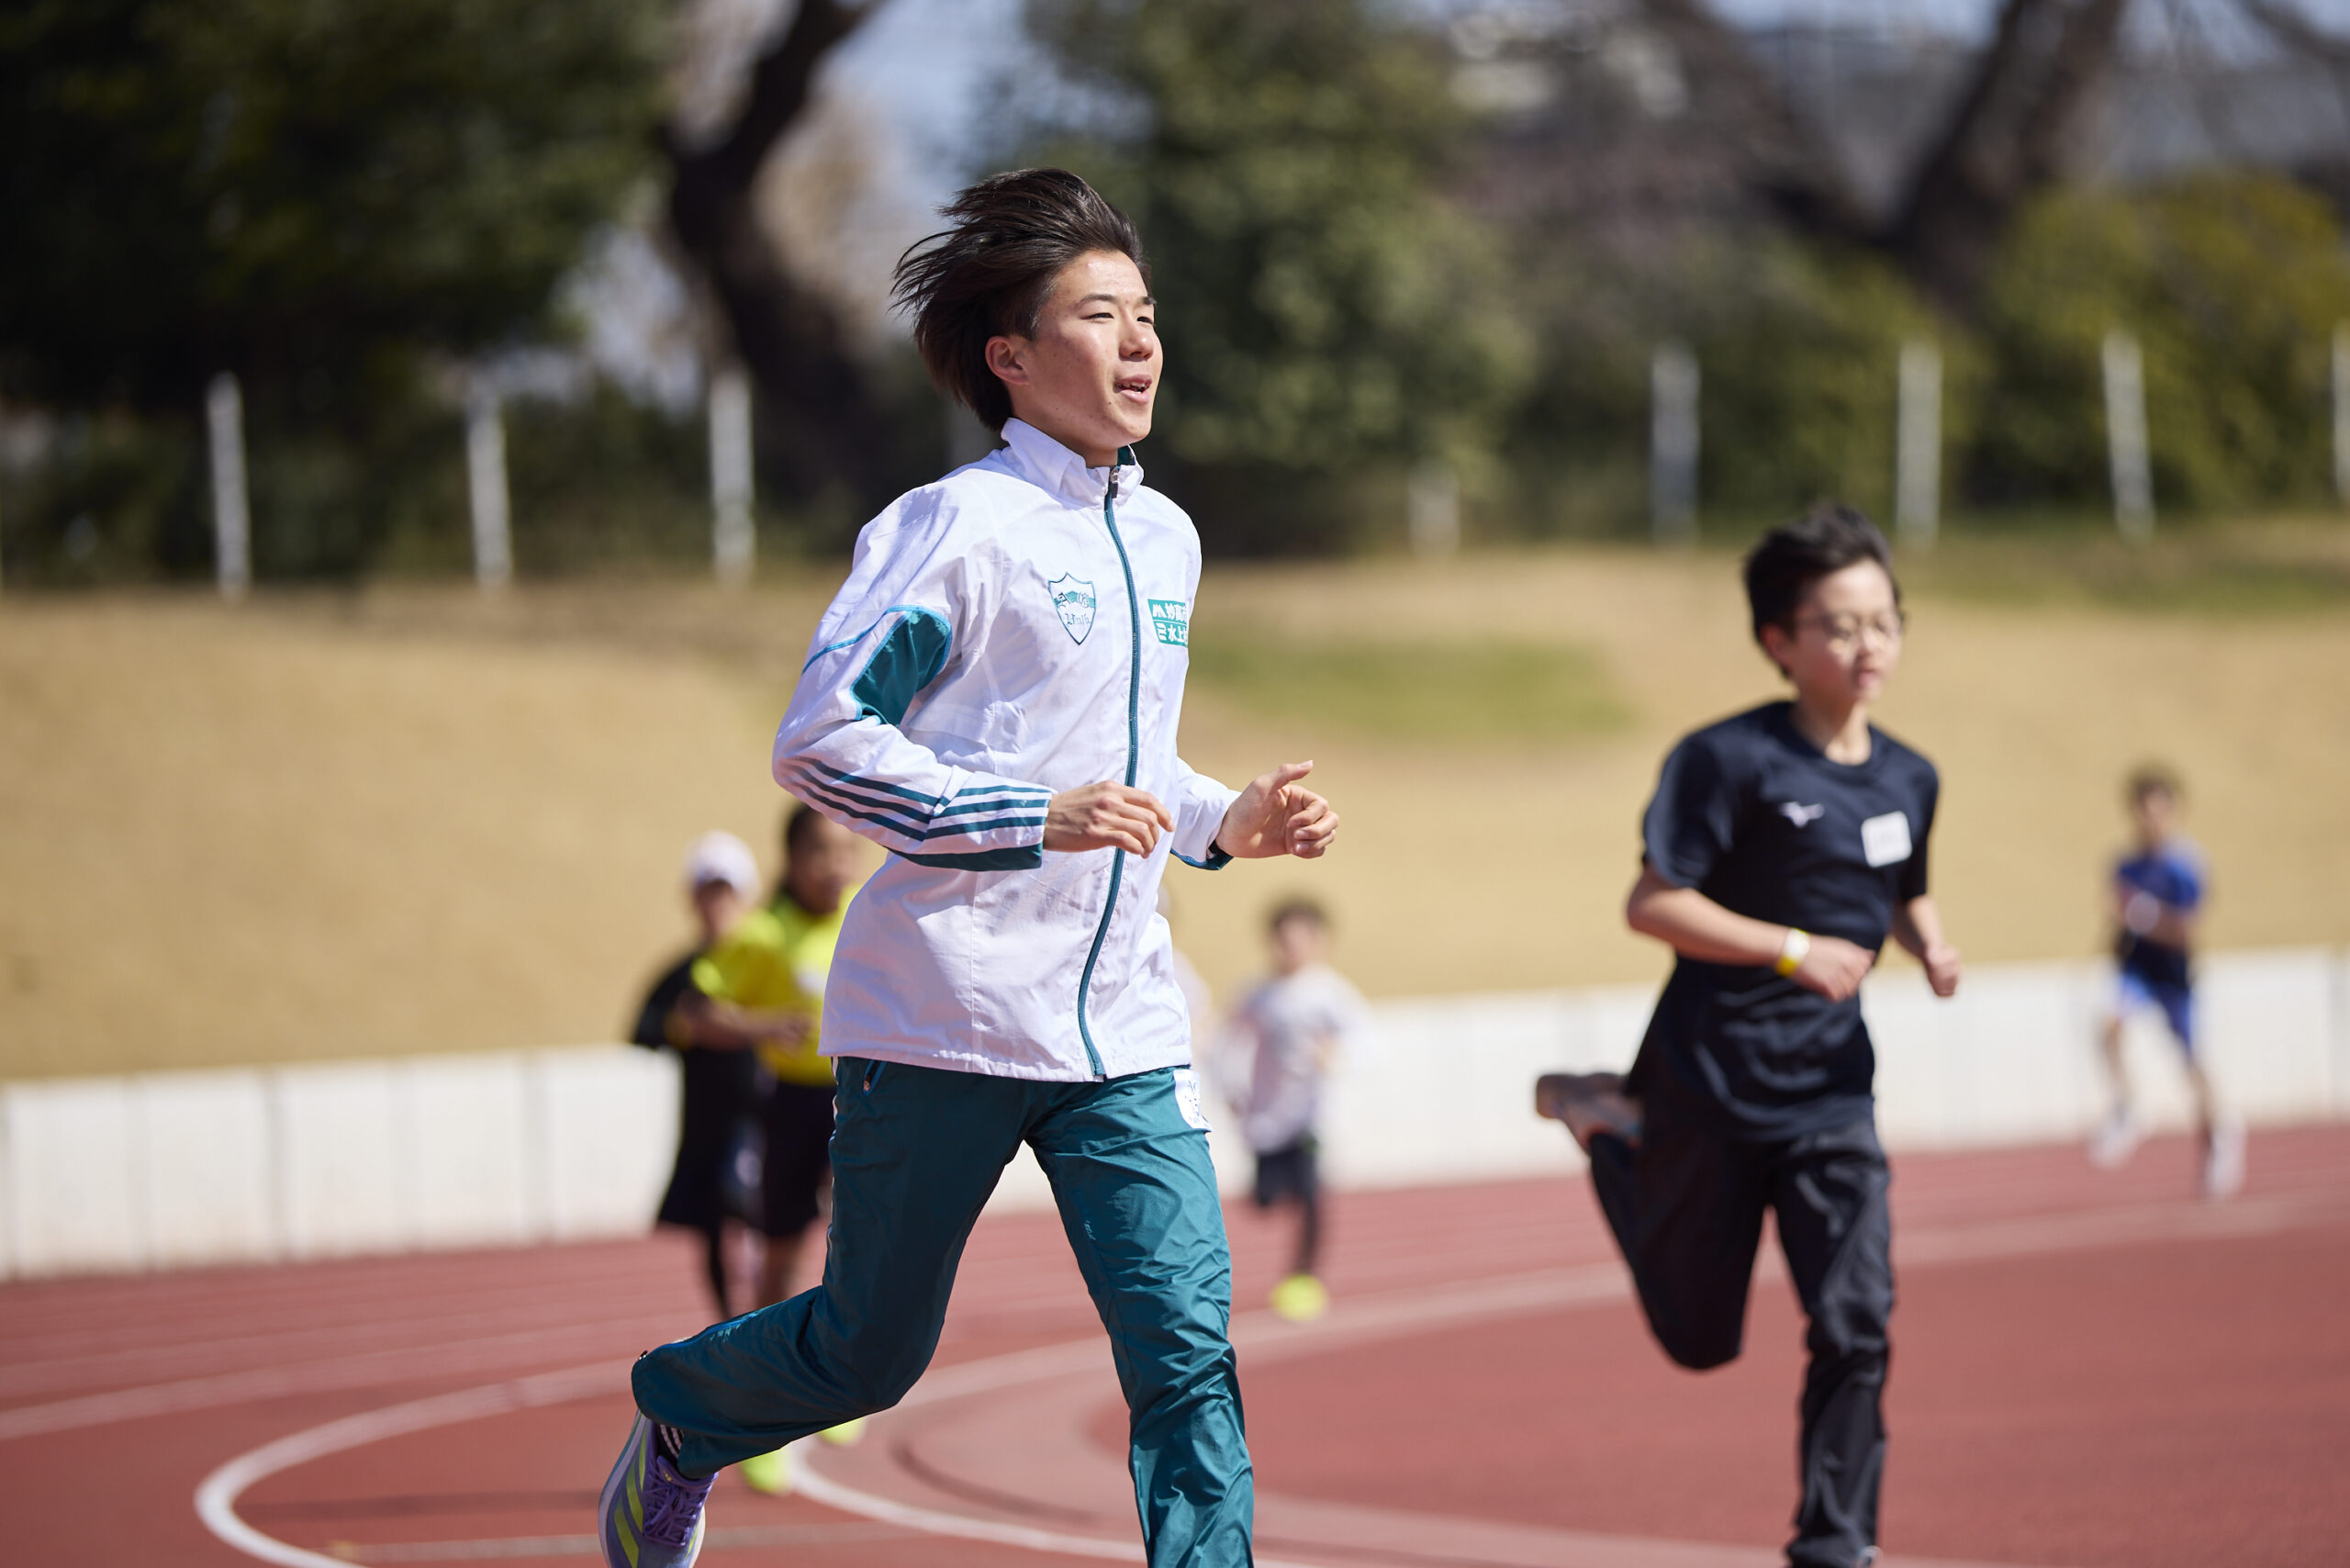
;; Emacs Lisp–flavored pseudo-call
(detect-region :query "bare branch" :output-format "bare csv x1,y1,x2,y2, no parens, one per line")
2235,0,2350,74
1888,0,2133,312
1636,0,1877,244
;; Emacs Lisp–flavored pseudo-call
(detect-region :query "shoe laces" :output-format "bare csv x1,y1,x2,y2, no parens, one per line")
641,1451,716,1547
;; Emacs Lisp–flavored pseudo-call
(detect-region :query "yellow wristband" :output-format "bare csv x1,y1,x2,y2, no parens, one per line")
1774,927,1811,978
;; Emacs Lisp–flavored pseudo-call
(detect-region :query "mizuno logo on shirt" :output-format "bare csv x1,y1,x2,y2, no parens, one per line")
1780,801,1825,827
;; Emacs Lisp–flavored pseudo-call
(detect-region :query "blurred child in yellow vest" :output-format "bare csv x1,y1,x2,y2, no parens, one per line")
671,805,863,1307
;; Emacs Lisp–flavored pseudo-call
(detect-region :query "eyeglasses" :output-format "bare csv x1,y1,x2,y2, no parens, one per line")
1793,610,1907,651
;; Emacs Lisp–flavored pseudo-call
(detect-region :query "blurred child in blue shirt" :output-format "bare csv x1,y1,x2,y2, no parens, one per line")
2090,765,2242,1197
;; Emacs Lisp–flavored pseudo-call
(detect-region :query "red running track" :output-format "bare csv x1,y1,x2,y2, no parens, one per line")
3,1126,2346,1567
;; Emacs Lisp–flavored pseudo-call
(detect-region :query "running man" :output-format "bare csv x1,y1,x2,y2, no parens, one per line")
599,167,1337,1568
1537,505,1961,1568
2089,765,2241,1196
1220,897,1369,1322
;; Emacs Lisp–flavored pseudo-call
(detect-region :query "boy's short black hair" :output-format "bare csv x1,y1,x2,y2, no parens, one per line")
891,167,1149,432
1268,897,1328,935
1742,503,1901,649
2126,763,2183,805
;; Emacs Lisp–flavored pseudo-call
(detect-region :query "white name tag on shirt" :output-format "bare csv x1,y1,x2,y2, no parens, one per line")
1170,1068,1212,1131
1861,811,1913,868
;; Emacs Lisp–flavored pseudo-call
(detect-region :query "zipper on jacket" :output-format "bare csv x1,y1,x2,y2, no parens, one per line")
1074,453,1144,1079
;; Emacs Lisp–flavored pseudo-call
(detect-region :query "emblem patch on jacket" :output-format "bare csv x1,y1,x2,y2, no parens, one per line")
1047,573,1096,644
1147,598,1190,647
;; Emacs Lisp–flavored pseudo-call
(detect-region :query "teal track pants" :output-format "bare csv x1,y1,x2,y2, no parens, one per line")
631,1057,1254,1567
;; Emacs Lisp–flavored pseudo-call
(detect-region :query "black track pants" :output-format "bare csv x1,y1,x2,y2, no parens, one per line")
1589,1107,1893,1568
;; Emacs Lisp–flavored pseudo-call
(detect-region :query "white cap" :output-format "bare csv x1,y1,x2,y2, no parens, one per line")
681,831,761,901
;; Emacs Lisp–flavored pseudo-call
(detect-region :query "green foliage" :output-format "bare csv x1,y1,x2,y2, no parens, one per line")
0,0,666,410
1023,0,1528,551
1690,241,1963,521
1501,233,1957,538
1971,173,2350,512
1186,628,1629,744
0,0,666,578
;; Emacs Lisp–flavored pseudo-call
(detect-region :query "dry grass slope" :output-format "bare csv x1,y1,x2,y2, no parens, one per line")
4,530,2346,1080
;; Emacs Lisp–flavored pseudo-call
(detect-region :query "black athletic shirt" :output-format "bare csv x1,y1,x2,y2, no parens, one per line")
1628,701,1939,1137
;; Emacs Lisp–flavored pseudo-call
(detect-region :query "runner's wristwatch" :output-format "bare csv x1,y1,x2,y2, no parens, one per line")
1775,927,1811,978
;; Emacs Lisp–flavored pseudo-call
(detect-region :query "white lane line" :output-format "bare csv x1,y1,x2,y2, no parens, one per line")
782,1435,1325,1568
196,1364,621,1568
0,1292,697,1405
315,1521,915,1562
196,1188,2348,1568
0,1315,682,1443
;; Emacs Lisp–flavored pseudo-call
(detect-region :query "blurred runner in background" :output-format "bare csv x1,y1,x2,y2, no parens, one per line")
632,833,764,1322
2090,765,2242,1196
1222,898,1367,1323
669,802,865,1495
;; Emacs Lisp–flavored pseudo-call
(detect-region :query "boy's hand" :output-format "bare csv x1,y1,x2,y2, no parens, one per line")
1792,935,1875,1002
1922,943,1963,998
1214,761,1338,859
1046,782,1172,855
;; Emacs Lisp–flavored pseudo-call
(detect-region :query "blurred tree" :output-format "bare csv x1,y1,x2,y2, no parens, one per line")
0,0,664,410
0,0,666,577
1639,0,2133,313
661,0,932,515
1970,170,2350,510
1024,0,1528,553
1886,0,2132,312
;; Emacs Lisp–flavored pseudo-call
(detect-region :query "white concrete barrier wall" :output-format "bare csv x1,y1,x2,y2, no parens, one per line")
2,948,2344,1280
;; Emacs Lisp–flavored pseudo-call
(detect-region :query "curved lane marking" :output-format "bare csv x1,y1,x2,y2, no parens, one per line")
195,1364,620,1568
195,1188,2348,1568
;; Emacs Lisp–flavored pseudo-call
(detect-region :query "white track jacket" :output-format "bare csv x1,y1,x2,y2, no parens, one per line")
773,419,1238,1081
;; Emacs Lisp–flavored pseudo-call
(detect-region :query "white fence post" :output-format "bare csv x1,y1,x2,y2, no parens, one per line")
464,389,513,592
1896,338,1942,549
710,368,755,587
1407,459,1460,559
2101,329,2154,543
206,374,252,599
2332,322,2349,509
1651,342,1699,544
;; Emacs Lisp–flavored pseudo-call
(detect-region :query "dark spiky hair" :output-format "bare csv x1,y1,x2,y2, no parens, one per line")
891,168,1149,431
1742,502,1901,649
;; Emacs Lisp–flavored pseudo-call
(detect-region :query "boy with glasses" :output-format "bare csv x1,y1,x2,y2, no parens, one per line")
1537,504,1962,1568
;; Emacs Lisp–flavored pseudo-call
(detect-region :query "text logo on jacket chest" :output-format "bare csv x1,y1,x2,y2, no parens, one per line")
1047,573,1096,644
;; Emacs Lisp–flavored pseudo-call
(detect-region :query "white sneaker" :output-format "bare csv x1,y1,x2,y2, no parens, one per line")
2088,1109,2142,1170
2202,1123,2245,1199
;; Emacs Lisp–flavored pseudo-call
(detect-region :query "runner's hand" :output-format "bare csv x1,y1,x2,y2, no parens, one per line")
1793,935,1875,1002
1922,943,1963,999
1046,782,1172,855
1214,761,1338,860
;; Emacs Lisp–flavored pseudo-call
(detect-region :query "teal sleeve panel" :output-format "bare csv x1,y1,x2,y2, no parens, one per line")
850,609,953,727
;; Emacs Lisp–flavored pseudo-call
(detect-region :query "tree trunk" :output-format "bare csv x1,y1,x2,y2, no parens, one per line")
664,0,899,509
1887,0,2133,313
1638,0,1877,244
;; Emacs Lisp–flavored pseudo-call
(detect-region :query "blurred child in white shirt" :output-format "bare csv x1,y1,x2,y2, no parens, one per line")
1220,898,1369,1321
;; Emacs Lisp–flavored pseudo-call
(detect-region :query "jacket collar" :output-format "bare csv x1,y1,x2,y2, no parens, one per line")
999,418,1143,507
